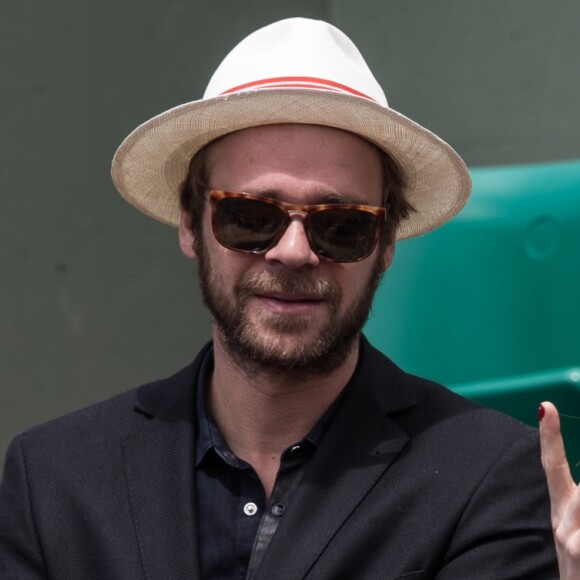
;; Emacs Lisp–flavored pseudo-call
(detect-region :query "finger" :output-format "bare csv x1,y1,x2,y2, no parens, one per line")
539,401,576,514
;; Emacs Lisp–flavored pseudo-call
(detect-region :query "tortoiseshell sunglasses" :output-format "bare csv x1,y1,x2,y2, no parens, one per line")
208,190,387,262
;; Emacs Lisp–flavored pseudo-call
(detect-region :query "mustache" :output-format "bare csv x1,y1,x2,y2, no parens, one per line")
236,270,339,299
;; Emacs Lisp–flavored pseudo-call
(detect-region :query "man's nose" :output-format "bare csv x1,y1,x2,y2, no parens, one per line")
264,216,320,269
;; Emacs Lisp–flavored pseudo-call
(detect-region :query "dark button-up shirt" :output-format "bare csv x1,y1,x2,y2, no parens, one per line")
195,349,344,579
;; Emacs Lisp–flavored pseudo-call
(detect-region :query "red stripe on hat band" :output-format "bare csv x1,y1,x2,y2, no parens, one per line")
219,76,375,101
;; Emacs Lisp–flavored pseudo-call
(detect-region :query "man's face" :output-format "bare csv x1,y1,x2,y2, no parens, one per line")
179,124,395,375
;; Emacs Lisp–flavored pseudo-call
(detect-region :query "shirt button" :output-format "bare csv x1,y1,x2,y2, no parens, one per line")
271,503,286,517
243,502,258,516
288,445,302,458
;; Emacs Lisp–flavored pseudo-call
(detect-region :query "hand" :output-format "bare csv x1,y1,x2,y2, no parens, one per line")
540,402,580,579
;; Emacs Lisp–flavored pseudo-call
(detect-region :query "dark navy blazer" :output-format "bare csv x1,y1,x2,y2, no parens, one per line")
0,339,558,579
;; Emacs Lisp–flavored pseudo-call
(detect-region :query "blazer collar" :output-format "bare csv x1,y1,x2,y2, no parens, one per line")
254,337,417,579
121,342,212,580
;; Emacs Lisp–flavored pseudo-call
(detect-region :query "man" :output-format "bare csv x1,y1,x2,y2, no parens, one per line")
0,17,563,579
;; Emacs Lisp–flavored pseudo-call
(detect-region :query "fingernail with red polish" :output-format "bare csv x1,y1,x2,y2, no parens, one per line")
538,404,545,421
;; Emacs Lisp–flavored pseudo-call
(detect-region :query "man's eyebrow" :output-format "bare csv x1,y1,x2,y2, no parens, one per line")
246,189,283,200
311,192,372,205
317,192,348,203
247,189,368,204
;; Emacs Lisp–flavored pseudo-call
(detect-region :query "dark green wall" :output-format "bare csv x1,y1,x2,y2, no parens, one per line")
1,0,579,461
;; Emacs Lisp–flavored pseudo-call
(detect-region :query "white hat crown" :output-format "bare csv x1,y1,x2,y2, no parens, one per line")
204,18,388,106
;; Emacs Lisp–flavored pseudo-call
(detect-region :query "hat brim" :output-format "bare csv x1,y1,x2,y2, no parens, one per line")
111,89,471,240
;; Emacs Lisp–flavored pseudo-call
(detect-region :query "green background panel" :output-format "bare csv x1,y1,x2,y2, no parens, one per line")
365,160,580,475
366,161,580,386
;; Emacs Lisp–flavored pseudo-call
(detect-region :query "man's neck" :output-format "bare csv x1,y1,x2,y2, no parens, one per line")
206,332,360,497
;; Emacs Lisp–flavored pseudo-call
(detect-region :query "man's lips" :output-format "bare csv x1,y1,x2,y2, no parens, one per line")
252,292,326,313
255,292,325,303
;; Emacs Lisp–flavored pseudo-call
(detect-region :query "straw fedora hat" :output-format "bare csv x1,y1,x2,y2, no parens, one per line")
111,17,471,240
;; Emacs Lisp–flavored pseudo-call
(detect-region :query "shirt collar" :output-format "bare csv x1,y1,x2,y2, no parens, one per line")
194,346,348,467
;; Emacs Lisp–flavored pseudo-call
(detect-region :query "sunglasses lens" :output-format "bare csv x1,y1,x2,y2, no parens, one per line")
308,208,380,261
213,197,285,252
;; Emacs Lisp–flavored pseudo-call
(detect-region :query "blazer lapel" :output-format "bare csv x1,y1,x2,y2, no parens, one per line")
121,349,209,580
254,340,416,580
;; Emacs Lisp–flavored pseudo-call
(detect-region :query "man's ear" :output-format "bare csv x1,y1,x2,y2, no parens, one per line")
380,226,397,273
178,211,198,260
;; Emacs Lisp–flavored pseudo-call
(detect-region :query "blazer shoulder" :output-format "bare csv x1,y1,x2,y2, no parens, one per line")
10,354,203,456
361,337,536,447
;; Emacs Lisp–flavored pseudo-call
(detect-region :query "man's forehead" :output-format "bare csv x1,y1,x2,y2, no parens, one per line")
201,124,385,206
203,123,383,165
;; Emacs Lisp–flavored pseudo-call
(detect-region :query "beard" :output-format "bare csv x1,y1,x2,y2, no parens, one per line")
196,241,385,377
